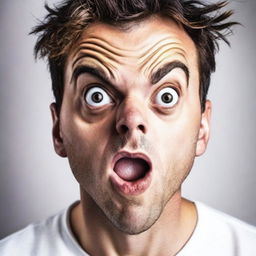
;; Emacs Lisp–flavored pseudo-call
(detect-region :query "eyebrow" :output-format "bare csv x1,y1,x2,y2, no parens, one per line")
150,61,190,85
71,61,190,88
71,65,113,86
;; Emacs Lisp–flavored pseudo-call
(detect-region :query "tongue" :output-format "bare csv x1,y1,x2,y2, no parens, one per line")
114,158,147,181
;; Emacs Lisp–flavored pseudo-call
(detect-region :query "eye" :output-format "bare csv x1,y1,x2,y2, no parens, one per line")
155,87,179,108
84,86,112,107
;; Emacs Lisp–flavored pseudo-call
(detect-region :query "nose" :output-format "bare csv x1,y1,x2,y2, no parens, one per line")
115,97,148,136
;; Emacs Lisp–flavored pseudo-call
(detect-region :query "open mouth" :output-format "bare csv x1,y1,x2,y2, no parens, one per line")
110,151,152,196
113,157,150,182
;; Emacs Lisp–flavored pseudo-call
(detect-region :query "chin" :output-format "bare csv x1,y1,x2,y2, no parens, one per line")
111,216,155,235
103,201,162,235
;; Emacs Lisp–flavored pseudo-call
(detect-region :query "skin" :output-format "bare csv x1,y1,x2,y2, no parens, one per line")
50,15,211,256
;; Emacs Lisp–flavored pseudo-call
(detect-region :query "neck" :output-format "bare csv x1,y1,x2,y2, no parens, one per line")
70,190,197,256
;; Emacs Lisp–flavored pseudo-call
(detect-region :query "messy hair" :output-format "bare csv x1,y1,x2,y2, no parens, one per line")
31,0,238,112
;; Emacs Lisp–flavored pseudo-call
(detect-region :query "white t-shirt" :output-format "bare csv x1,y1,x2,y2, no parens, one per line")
0,201,256,255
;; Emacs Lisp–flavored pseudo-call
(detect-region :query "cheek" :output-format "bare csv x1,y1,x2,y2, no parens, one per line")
61,115,115,184
63,112,114,149
156,117,199,154
159,120,199,195
152,104,201,176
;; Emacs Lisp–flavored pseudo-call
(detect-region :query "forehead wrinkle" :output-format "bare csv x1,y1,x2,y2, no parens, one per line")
139,42,186,66
137,37,185,62
139,47,187,76
84,36,133,52
73,37,134,59
72,47,118,67
138,45,178,71
137,38,178,61
139,44,186,74
76,44,120,64
83,36,177,56
78,41,125,58
72,53,116,79
143,47,186,69
74,57,115,81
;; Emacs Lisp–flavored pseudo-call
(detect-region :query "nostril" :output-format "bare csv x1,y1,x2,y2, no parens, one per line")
138,124,146,133
117,124,146,134
120,124,129,134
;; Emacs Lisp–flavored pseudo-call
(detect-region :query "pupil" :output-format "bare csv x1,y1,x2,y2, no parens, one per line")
161,93,173,103
92,92,103,103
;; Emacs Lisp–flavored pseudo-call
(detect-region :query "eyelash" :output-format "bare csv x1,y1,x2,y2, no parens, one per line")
83,84,114,99
81,82,182,109
154,84,181,98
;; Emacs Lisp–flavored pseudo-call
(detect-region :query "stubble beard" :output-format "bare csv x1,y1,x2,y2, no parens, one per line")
66,132,197,235
99,146,197,235
101,194,164,235
91,164,189,236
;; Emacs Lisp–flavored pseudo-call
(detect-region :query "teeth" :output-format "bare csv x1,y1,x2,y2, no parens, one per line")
114,157,149,181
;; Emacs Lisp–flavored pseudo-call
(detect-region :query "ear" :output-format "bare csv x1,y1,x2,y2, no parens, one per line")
50,103,67,157
196,100,212,157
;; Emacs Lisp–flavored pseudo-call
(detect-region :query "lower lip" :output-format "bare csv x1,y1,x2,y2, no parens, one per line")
110,170,152,196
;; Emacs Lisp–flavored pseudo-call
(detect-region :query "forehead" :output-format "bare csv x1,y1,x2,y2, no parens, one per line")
67,15,198,82
79,16,194,46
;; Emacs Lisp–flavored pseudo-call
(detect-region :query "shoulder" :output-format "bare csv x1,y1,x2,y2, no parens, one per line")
182,201,256,255
0,203,82,256
0,212,62,256
196,201,256,235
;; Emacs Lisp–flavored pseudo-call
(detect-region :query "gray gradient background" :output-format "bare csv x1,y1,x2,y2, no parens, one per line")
0,0,255,239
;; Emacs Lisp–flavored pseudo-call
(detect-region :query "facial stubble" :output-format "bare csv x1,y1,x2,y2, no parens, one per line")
65,130,197,235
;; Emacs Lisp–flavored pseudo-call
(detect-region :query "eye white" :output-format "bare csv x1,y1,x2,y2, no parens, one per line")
155,87,179,107
85,87,112,107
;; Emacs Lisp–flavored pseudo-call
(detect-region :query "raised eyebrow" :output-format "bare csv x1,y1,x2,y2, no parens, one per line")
71,65,113,86
150,61,190,85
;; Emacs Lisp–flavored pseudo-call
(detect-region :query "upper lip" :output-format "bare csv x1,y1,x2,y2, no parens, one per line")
111,151,152,171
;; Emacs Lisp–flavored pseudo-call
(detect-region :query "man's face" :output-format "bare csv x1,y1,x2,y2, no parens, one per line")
51,16,211,234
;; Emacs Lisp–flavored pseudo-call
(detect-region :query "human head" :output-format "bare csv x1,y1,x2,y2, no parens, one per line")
31,0,237,113
30,0,237,235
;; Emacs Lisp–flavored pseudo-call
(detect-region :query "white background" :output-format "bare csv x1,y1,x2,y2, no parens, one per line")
0,0,255,239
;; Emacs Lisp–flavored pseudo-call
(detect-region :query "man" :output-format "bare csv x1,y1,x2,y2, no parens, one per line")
0,0,255,255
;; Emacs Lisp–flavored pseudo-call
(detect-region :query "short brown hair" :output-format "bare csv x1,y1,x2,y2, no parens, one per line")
31,0,238,112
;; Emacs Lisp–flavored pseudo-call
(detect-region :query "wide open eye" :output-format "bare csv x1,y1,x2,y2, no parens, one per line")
84,86,112,107
155,87,179,108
